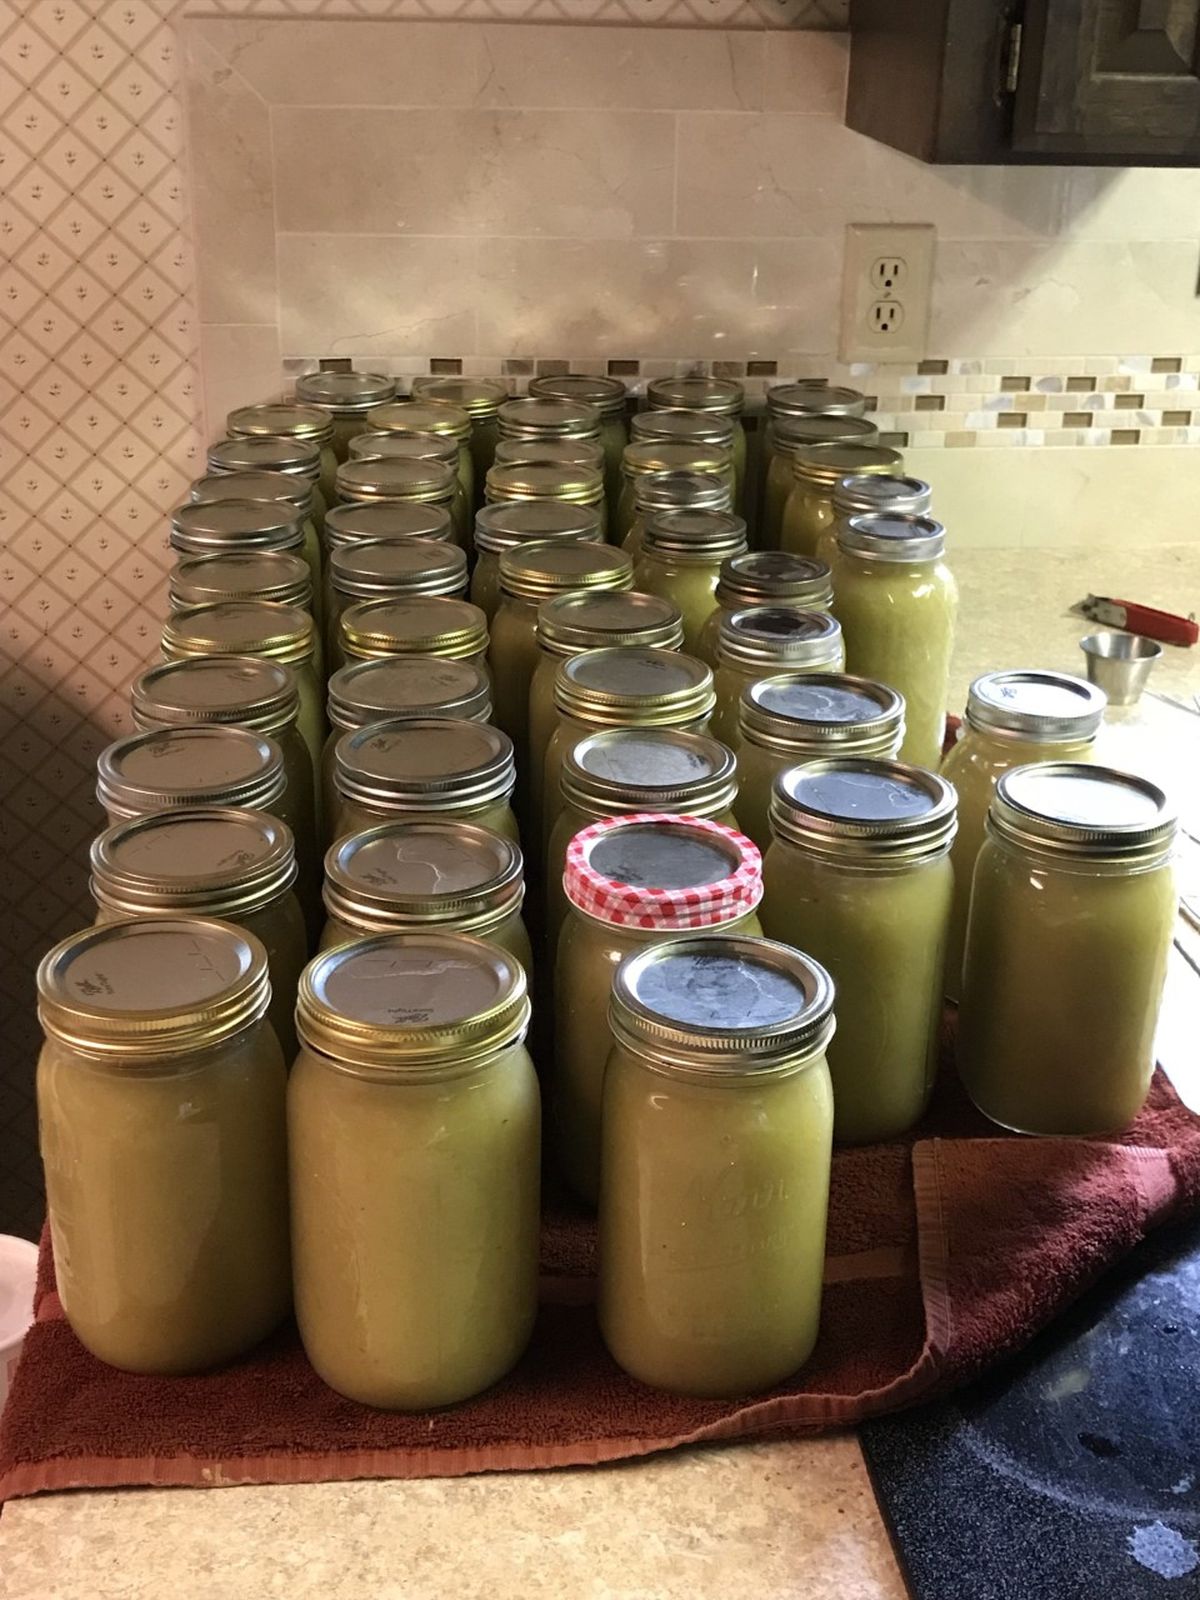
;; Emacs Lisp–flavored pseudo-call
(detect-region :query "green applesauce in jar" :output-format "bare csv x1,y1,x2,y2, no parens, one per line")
781,444,904,561
697,550,833,668
625,470,735,564
472,499,604,622
484,460,607,538
227,402,338,512
365,398,475,515
711,606,845,746
631,409,739,511
411,376,507,504
344,434,469,552
170,497,322,632
619,443,734,552
632,508,747,653
334,455,463,552
294,369,396,461
326,536,468,668
644,375,746,512
169,549,312,614
528,373,628,523
763,410,876,552
207,433,327,542
821,472,933,571
191,469,323,613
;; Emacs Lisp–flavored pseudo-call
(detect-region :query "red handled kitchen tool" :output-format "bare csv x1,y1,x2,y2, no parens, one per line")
1073,595,1197,648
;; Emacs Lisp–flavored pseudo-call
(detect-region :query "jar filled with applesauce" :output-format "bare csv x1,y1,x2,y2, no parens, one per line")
544,726,739,963
761,758,956,1143
412,375,508,498
289,932,539,1409
344,433,470,552
825,472,932,570
333,716,518,844
207,434,327,538
696,550,833,668
542,646,716,854
190,471,322,614
335,456,464,553
528,373,628,517
831,512,958,770
941,671,1106,1003
618,441,734,550
227,401,339,511
90,807,307,1063
320,820,531,982
484,461,607,539
645,375,746,512
599,934,834,1396
36,917,290,1374
958,764,1177,1135
323,499,455,558
631,408,738,509
498,394,600,446
493,435,605,474
556,814,763,1204
97,722,290,834
782,443,904,560
294,369,396,461
327,537,468,667
170,499,320,629
338,595,489,676
169,550,313,615
711,606,845,746
762,408,876,551
625,470,736,565
365,398,475,514
472,499,604,622
735,672,906,853
322,656,491,836
633,508,747,654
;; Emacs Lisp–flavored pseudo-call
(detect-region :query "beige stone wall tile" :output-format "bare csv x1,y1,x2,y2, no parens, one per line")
198,324,283,440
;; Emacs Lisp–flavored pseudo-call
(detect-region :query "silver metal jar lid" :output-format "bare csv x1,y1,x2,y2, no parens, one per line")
770,757,957,863
644,375,745,416
633,470,733,514
536,590,684,656
964,670,1106,741
334,717,516,813
411,376,507,418
295,370,395,413
794,443,903,488
631,409,736,449
839,511,946,562
717,606,843,669
610,934,835,1075
336,456,456,504
714,550,833,611
90,806,297,919
330,537,468,603
190,469,313,515
169,550,312,611
772,414,878,453
131,656,299,735
474,499,603,554
498,541,631,602
492,436,605,472
207,435,321,479
528,373,627,417
833,472,932,517
322,819,523,934
347,432,459,467
170,499,304,554
324,500,454,547
739,672,905,756
367,399,472,441
622,440,734,483
227,402,334,446
497,395,601,440
97,725,286,817
161,600,316,667
339,595,488,661
989,763,1176,863
484,461,604,507
767,382,867,419
327,656,491,730
642,508,747,563
554,646,714,725
561,726,737,817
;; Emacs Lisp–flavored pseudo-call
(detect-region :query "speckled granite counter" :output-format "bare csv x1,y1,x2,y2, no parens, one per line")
3,545,1197,1600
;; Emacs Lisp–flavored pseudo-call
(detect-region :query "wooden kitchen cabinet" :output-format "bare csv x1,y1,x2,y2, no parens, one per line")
846,0,1200,166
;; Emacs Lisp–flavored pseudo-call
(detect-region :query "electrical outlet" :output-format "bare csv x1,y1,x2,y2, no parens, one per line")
840,224,935,364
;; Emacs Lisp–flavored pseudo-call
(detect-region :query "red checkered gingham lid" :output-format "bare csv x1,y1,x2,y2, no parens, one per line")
563,812,762,929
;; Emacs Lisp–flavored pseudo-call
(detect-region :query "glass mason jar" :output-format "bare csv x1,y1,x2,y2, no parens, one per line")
323,498,455,560
941,670,1106,1003
290,932,539,1409
735,671,905,853
326,536,468,668
618,441,734,550
366,398,475,514
484,460,607,540
97,722,293,835
541,646,716,855
711,606,846,747
319,819,532,982
90,807,308,1064
170,499,320,631
782,443,904,560
169,549,313,615
338,594,489,678
831,512,958,771
762,410,876,552
344,434,470,552
207,434,327,541
556,815,763,1204
598,934,834,1396
633,508,747,654
472,499,604,622
645,375,746,512
760,385,868,543
958,764,1177,1135
632,407,738,511
294,369,396,461
333,716,519,844
624,470,734,563
761,758,956,1143
227,401,339,511
493,435,605,474
498,395,600,446
544,725,739,963
412,376,508,505
697,550,833,668
823,472,933,571
190,471,322,622
36,917,290,1374
528,373,628,523
335,455,463,553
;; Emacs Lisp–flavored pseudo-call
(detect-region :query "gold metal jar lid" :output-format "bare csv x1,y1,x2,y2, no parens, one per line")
964,670,1106,742
642,508,747,563
228,402,334,446
610,935,834,1077
794,443,903,489
773,414,879,454
770,757,957,863
334,717,516,814
718,606,844,670
170,499,305,555
493,436,605,472
497,395,601,440
631,409,736,450
322,819,523,936
989,763,1176,864
554,646,715,727
645,375,745,417
484,461,604,507
132,656,299,736
162,600,317,667
190,469,313,516
339,595,488,662
561,726,737,818
207,435,321,480
169,551,312,611
347,432,459,468
38,917,271,1059
622,439,733,482
839,511,946,562
536,589,684,656
327,657,492,730
767,382,867,419
91,807,297,918
296,931,530,1075
295,369,396,415
324,500,454,547
367,399,472,441
529,372,627,417
97,725,286,818
498,540,632,602
411,376,507,419
739,672,905,757
474,499,603,553
714,550,833,611
335,456,456,505
633,470,733,515
330,536,468,604
834,472,931,517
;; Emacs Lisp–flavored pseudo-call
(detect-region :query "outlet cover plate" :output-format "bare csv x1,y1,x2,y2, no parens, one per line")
840,223,936,365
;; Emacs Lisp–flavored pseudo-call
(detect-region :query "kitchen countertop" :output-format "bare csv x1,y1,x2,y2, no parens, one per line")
3,543,1198,1600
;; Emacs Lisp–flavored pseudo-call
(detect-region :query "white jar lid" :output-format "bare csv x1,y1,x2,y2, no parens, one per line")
0,1234,38,1357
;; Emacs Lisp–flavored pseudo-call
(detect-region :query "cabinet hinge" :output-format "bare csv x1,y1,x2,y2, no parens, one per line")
1003,21,1023,95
